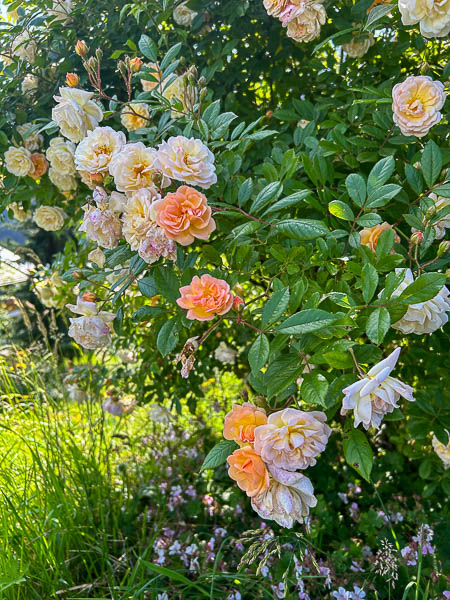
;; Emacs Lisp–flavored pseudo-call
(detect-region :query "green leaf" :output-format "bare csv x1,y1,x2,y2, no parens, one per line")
238,177,253,206
361,263,379,303
250,182,282,214
276,309,339,335
364,4,393,29
366,183,402,208
261,287,290,328
156,317,180,356
248,334,270,373
132,306,166,321
366,307,390,344
328,200,354,220
265,355,304,398
200,440,238,471
405,164,423,195
342,425,373,482
367,156,395,194
421,141,442,188
138,34,157,61
276,219,329,241
345,173,366,207
356,213,382,227
154,267,180,303
138,277,158,298
375,228,395,258
301,372,329,408
104,245,135,268
397,272,446,305
263,190,312,215
140,561,209,596
160,42,182,70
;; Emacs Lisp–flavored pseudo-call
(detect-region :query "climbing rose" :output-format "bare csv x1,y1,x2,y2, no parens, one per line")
341,348,414,430
416,193,450,240
162,75,197,118
398,0,450,38
122,187,162,249
52,87,103,143
48,167,76,192
263,0,288,17
120,103,150,132
227,446,270,498
279,0,326,43
109,142,163,192
79,202,122,249
48,0,73,20
254,408,331,471
156,136,217,189
359,222,399,251
46,136,76,175
33,206,66,231
75,126,126,175
4,146,34,177
177,274,238,321
152,185,216,246
17,123,43,151
141,63,161,92
223,403,268,445
342,33,375,57
66,296,115,350
173,1,198,26
29,153,48,179
392,76,446,138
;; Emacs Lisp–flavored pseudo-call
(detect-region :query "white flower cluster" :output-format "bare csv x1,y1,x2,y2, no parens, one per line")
66,296,115,350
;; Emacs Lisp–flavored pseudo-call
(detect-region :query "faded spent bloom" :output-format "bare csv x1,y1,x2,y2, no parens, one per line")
254,408,331,471
11,30,37,63
88,247,106,267
9,202,31,222
341,348,414,430
75,126,126,175
398,0,450,38
390,268,450,335
109,142,163,192
251,465,317,528
263,0,288,17
48,0,73,21
33,206,66,231
392,76,446,138
156,136,217,189
66,296,115,350
177,274,239,321
52,87,103,143
432,433,450,469
21,73,39,94
223,403,268,445
4,146,34,177
280,0,327,43
120,103,150,132
173,1,198,26
152,185,216,246
360,222,400,252
79,202,122,250
227,446,270,498
34,272,65,308
46,136,76,175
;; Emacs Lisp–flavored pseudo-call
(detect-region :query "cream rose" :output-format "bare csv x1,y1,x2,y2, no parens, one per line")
33,206,67,231
75,126,126,175
11,31,37,63
392,75,446,138
48,0,73,21
87,247,106,268
79,202,122,250
122,187,161,249
343,33,375,58
399,0,450,38
17,123,43,152
163,75,197,118
263,0,288,16
424,193,449,239
34,272,65,308
109,142,162,192
120,103,150,132
52,87,103,143
49,167,77,192
173,1,198,26
21,74,38,94
390,268,450,335
46,136,76,175
156,136,217,189
66,296,115,350
4,146,34,177
280,0,327,43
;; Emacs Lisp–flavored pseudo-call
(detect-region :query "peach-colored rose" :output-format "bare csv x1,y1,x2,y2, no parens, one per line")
29,153,49,179
223,402,268,445
392,75,446,138
176,274,235,321
152,185,216,246
359,222,400,252
227,446,270,498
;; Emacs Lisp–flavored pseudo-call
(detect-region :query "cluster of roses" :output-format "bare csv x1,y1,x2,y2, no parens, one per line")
262,0,327,43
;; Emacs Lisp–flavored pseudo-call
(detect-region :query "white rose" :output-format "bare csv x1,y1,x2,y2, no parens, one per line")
46,136,76,175
33,206,67,231
49,167,77,191
122,187,161,249
173,1,198,27
251,466,317,528
67,383,87,403
156,136,217,189
75,126,126,175
34,273,65,308
87,247,106,267
280,0,327,43
48,0,73,21
399,0,450,37
17,123,43,151
342,33,375,58
66,296,115,350
21,73,39,93
4,146,34,176
52,87,103,143
390,268,450,335
109,142,162,192
341,348,414,430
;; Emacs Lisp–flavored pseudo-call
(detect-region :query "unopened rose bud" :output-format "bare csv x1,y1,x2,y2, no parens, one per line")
87,56,98,70
198,76,206,87
420,62,429,74
233,283,244,297
89,172,104,185
66,72,79,87
266,110,273,118
179,56,186,65
129,57,143,73
75,40,89,57
437,241,450,257
189,65,198,78
216,332,222,338
72,270,83,280
200,87,208,100
82,292,100,302
413,161,421,170
95,48,103,62
187,73,196,86
410,231,423,245
233,296,244,311
118,61,127,77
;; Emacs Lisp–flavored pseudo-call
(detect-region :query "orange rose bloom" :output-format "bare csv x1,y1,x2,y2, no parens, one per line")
223,402,268,444
152,185,216,246
359,222,400,251
29,153,49,180
177,274,236,321
227,446,270,498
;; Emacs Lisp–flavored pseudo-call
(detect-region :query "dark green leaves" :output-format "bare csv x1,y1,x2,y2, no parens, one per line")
250,182,282,214
138,34,157,61
366,307,390,344
261,287,290,328
301,372,329,407
200,440,238,471
421,141,442,187
346,173,366,207
342,425,373,482
275,219,329,241
157,317,180,356
248,334,270,373
276,309,339,335
361,263,379,303
397,272,446,305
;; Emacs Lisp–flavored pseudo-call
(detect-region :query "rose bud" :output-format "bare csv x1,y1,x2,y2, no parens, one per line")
266,110,273,118
66,72,80,87
410,231,423,245
437,241,450,257
72,270,83,280
129,57,143,73
75,40,89,57
82,292,100,303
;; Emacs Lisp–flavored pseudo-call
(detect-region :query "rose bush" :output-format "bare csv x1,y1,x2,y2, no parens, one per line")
0,0,449,595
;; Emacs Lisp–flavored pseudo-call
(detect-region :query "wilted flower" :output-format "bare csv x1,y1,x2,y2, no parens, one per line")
48,167,77,192
109,142,162,192
120,103,150,132
4,146,34,177
152,185,216,246
279,0,327,43
390,268,450,334
66,296,115,349
46,136,76,175
163,75,198,118
156,136,217,189
342,33,375,57
75,126,126,175
223,403,268,445
138,226,177,264
359,222,399,251
227,446,270,498
432,432,450,468
398,0,450,38
173,1,198,26
177,274,238,321
33,206,67,231
102,395,136,416
17,123,43,151
52,87,103,143
341,348,414,430
214,341,237,364
254,408,331,471
29,153,49,179
21,73,39,93
392,76,446,138
251,465,317,528
79,200,122,249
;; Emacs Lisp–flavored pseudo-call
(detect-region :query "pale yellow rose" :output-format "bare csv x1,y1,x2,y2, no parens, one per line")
17,123,43,152
87,247,106,268
173,1,198,26
49,167,77,191
263,0,288,17
11,31,37,63
33,206,67,231
48,0,73,21
163,75,197,118
4,146,34,177
108,142,161,192
280,0,327,43
34,273,65,308
122,187,162,249
75,126,126,175
392,75,446,138
399,0,450,38
155,136,217,189
120,103,150,132
343,33,375,58
46,136,76,175
66,297,115,350
52,87,103,143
